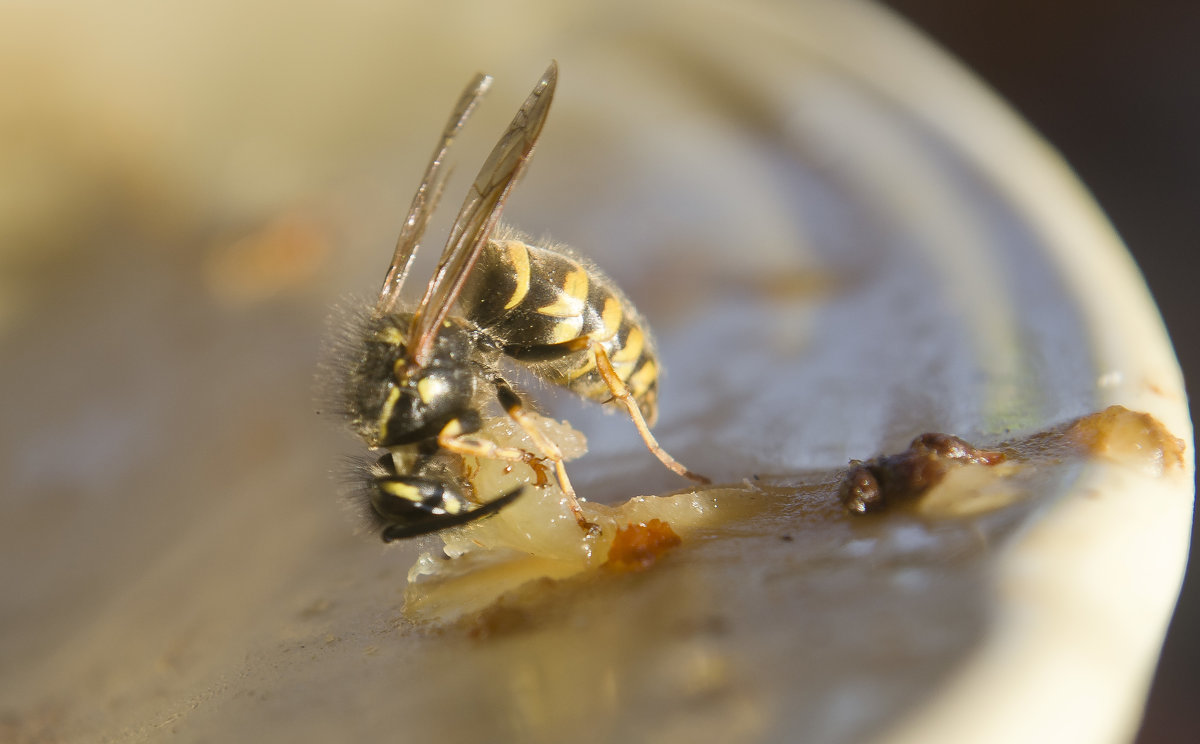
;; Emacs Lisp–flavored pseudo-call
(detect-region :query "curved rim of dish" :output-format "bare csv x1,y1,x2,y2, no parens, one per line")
750,2,1196,742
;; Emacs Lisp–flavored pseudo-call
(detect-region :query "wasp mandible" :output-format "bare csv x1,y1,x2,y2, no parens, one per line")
333,63,708,541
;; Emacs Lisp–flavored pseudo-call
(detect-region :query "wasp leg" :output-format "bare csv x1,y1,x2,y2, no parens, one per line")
490,377,597,534
436,419,552,487
590,341,710,484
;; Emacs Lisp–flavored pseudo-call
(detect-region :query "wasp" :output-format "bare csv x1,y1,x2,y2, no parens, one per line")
332,63,708,542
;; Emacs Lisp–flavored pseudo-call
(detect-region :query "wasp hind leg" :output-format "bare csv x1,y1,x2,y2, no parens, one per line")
589,341,710,485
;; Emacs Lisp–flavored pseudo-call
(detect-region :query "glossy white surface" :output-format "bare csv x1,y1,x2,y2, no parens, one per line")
0,1,1190,742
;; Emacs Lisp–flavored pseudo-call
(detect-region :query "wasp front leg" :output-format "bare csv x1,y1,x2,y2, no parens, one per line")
435,417,552,487
488,377,597,534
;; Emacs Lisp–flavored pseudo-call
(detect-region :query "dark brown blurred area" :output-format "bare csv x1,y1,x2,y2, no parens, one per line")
879,2,1199,742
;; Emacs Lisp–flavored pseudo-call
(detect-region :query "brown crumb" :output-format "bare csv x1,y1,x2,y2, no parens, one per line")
605,519,682,572
840,407,1187,517
840,433,1006,514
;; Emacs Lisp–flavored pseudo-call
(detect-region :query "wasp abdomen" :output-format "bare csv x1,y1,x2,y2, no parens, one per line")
461,236,660,424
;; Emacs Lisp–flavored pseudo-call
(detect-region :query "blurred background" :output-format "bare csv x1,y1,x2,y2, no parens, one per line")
877,3,1198,742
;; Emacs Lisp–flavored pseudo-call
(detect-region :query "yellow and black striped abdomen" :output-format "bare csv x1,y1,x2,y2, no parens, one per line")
459,235,660,425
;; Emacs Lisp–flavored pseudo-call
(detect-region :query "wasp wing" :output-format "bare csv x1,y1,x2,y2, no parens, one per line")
376,73,494,314
406,62,558,365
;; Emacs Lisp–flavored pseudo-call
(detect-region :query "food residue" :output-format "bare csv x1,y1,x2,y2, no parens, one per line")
401,415,760,623
839,433,1006,514
402,405,1183,625
604,520,683,572
839,405,1185,517
1063,405,1186,476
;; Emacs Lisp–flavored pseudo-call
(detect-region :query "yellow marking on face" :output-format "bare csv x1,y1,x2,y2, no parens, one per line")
547,316,585,344
503,241,532,311
375,384,402,444
380,480,422,503
536,267,589,318
417,375,449,404
628,359,658,398
611,325,644,365
442,495,466,514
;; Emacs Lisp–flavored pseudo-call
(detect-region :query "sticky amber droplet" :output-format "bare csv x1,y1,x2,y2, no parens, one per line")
605,519,682,572
1064,405,1186,474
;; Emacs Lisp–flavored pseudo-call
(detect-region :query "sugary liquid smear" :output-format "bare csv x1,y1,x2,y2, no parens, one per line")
403,406,1186,626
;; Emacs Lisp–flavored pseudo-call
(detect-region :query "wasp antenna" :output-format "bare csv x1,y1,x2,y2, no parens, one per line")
377,73,494,314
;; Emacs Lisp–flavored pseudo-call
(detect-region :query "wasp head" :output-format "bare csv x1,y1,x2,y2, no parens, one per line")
344,315,478,448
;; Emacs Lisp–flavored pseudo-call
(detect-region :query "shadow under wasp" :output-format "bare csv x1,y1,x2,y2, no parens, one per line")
331,62,708,542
